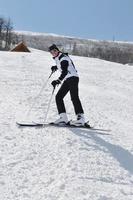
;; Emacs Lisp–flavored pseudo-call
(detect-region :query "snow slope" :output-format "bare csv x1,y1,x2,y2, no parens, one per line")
0,49,133,200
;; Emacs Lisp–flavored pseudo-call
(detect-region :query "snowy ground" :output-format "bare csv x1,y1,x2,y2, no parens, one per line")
0,49,133,200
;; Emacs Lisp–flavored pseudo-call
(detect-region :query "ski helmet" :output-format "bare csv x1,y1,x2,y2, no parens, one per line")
48,44,59,52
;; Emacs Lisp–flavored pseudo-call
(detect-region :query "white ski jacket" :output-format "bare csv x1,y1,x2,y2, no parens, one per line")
54,52,79,81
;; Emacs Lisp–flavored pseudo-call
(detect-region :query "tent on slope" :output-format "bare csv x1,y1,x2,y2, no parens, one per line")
11,42,30,52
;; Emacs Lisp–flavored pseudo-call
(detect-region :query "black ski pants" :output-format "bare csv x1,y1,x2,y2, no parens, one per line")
56,76,84,115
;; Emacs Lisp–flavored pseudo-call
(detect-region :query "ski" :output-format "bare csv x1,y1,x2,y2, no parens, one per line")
16,121,91,128
16,122,43,127
16,122,111,135
16,122,110,131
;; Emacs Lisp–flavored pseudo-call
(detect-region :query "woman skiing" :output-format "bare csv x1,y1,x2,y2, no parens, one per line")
49,44,86,126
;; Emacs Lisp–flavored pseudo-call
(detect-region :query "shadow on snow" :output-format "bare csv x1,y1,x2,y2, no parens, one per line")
68,127,133,176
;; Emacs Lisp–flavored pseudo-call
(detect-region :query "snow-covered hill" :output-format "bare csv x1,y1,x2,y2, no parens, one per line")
0,49,133,200
13,30,133,64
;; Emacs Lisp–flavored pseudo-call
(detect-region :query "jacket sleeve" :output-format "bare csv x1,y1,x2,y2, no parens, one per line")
58,60,69,81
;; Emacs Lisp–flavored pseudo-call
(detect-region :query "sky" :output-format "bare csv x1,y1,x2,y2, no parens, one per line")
0,0,133,42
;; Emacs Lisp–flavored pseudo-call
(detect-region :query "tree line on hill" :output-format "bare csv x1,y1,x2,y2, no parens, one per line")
14,32,133,64
1,16,133,64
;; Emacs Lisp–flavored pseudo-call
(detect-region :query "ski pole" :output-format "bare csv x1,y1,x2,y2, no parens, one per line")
43,87,55,124
26,71,54,117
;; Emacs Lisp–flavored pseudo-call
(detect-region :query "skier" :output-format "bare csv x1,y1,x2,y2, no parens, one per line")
49,44,86,126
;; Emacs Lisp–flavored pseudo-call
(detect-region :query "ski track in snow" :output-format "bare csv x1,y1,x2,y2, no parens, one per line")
0,49,133,200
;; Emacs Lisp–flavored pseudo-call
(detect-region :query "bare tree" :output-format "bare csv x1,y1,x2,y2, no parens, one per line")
4,18,13,49
0,17,5,48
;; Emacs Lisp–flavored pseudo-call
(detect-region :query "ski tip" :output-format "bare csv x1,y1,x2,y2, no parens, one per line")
16,122,21,126
16,122,43,127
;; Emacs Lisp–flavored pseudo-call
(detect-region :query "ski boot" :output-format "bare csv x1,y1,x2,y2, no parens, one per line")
70,113,85,127
53,113,68,125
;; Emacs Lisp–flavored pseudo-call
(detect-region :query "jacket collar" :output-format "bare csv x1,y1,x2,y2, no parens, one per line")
53,52,62,59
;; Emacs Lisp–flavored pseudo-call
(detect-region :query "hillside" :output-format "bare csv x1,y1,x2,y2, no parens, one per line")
12,30,133,64
0,49,133,200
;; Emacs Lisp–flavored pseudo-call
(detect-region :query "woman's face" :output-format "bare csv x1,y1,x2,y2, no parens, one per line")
50,49,59,57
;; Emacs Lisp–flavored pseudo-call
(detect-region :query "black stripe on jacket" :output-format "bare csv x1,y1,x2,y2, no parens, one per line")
58,60,69,81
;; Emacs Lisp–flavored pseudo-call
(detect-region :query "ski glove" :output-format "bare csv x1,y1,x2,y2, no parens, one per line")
51,79,61,88
51,65,57,72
